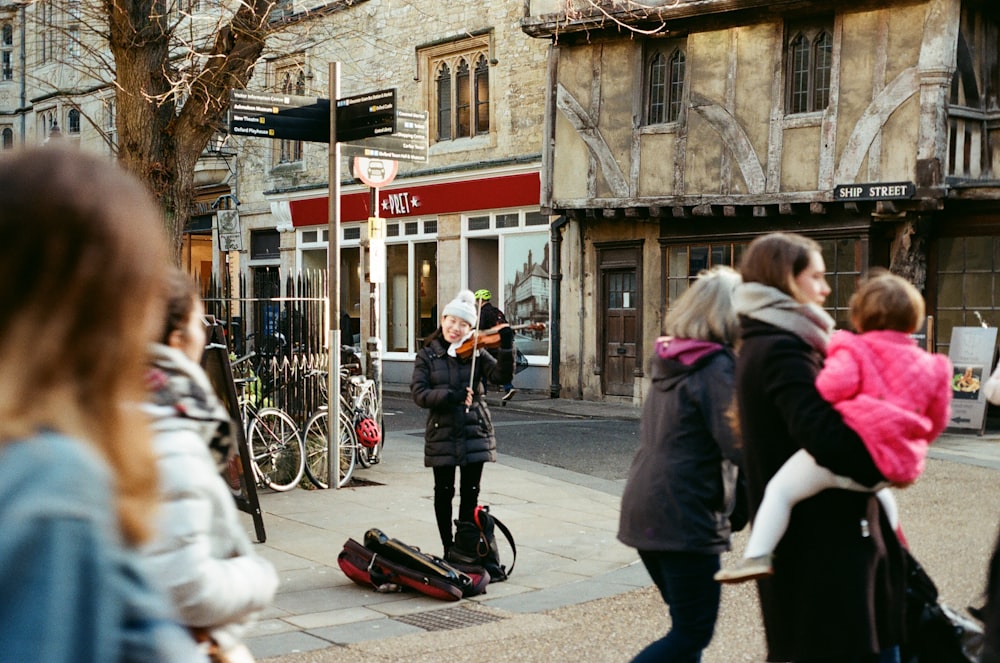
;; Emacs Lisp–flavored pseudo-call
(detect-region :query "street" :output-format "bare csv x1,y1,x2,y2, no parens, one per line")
381,393,641,481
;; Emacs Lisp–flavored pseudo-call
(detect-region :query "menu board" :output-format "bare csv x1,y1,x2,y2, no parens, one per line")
946,327,998,434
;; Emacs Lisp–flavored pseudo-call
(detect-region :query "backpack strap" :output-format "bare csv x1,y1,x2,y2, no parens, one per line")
490,513,516,577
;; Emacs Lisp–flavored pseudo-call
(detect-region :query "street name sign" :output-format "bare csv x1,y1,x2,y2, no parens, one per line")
833,181,915,201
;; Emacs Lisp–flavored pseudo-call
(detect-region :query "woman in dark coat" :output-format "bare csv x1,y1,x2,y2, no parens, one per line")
411,289,514,557
733,232,906,662
618,266,745,662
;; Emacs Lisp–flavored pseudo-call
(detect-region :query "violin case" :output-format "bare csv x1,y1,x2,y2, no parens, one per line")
337,528,489,601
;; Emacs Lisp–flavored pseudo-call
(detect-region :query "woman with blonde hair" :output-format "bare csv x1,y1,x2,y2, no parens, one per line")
618,265,745,662
0,147,203,661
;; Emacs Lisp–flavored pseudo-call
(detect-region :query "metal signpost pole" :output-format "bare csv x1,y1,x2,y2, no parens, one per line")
327,62,343,488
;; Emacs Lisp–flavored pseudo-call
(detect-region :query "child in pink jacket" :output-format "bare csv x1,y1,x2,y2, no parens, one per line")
717,270,952,583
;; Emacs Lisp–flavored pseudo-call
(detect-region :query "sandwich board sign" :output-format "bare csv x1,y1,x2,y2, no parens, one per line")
946,326,998,433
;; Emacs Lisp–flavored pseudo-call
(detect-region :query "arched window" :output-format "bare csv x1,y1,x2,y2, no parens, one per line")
474,54,490,135
2,128,13,150
645,43,686,125
435,62,452,141
68,109,81,134
425,36,492,142
786,22,834,115
275,66,303,163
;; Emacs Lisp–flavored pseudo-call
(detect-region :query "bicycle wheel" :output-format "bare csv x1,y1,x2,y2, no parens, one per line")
354,381,383,468
248,407,304,491
303,402,358,489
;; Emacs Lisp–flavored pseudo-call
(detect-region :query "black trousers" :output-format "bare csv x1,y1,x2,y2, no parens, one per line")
432,462,484,551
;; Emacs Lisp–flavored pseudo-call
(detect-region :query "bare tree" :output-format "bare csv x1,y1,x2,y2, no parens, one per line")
105,0,275,263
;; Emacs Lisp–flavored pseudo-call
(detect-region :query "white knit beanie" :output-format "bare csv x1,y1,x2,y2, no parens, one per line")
442,289,478,327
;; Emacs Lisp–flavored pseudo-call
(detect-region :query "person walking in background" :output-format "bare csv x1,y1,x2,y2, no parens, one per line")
411,289,515,557
475,289,517,402
618,266,745,663
142,268,279,663
0,147,204,661
730,232,906,662
716,269,951,583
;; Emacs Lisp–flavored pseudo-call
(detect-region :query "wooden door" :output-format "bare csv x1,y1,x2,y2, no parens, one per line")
602,269,637,396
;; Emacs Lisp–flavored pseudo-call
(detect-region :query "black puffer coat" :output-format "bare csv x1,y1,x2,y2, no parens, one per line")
737,317,905,662
410,332,514,468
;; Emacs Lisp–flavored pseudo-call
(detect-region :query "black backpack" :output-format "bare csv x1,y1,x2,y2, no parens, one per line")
447,505,516,582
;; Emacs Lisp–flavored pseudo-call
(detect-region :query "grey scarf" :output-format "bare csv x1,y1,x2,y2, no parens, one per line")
733,282,834,353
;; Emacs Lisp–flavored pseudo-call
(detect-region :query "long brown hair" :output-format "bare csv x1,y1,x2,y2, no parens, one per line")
0,147,168,545
739,232,822,301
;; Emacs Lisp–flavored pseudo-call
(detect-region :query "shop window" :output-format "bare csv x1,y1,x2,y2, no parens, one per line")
935,236,1000,355
666,242,745,309
786,20,833,115
645,41,686,125
665,237,860,328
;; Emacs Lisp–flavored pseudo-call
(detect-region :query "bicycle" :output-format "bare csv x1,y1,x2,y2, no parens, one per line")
302,368,360,489
344,373,383,467
232,352,306,492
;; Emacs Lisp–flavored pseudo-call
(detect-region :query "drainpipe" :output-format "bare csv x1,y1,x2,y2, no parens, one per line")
549,214,569,398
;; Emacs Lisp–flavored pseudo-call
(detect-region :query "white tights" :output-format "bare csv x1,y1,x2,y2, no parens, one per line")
743,448,897,559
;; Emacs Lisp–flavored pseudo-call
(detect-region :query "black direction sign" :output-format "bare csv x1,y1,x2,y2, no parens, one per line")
335,89,396,142
341,109,428,162
229,89,330,142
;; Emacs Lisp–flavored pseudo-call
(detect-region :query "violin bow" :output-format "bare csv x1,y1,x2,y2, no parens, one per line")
465,297,485,412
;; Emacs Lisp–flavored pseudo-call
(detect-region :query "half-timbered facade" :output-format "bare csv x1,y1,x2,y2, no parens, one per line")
523,0,1000,403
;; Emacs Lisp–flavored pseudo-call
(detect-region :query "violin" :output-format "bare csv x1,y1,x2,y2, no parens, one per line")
454,322,546,360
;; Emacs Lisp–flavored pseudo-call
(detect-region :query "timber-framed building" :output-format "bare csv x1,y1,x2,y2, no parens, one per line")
523,0,1000,403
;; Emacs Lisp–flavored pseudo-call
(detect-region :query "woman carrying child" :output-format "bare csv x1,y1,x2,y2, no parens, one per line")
716,269,951,582
722,232,908,663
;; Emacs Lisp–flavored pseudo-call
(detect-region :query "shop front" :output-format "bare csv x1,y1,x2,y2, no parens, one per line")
286,167,552,389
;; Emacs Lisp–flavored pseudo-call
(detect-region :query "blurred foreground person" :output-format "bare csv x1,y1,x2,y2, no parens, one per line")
617,266,745,662
0,147,204,662
142,268,278,662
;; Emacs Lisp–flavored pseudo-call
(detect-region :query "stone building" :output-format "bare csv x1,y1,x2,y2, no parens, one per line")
523,0,1000,404
230,0,552,387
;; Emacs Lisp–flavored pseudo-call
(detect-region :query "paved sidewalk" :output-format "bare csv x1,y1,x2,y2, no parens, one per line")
244,390,1000,660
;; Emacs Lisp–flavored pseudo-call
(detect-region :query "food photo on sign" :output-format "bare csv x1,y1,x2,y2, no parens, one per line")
952,365,983,400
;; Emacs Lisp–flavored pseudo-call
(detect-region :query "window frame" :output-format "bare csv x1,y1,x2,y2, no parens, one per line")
271,62,306,166
419,34,492,144
1,23,12,81
644,40,687,126
784,20,834,116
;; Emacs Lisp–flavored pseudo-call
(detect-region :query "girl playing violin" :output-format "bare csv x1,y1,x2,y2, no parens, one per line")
410,289,515,558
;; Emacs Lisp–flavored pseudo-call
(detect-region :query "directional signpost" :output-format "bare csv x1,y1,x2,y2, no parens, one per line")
341,109,428,162
228,88,405,145
226,74,427,489
229,90,330,142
